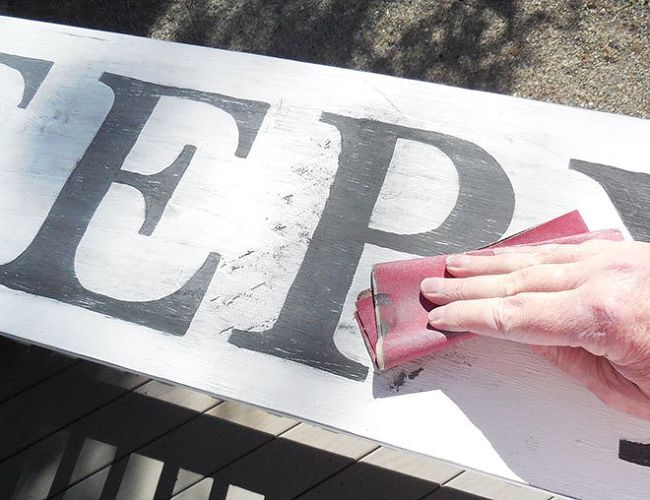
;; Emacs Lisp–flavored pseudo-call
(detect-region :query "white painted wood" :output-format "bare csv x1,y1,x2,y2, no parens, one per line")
444,471,553,500
0,15,649,500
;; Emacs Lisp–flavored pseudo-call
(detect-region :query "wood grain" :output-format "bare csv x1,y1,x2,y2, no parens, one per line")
1,15,649,499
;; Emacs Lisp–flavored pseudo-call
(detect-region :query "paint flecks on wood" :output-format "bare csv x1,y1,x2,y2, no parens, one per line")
1,16,650,500
229,113,515,380
0,71,268,336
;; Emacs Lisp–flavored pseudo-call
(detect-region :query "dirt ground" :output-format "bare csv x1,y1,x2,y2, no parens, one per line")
0,0,648,118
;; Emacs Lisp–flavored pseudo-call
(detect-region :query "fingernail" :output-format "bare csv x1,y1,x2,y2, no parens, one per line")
421,277,443,294
428,307,445,326
446,254,470,268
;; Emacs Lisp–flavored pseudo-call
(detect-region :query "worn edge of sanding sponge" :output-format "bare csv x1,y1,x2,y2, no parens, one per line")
355,289,382,370
370,269,387,370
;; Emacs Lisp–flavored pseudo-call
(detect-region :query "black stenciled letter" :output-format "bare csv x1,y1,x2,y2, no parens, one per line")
0,51,53,108
230,113,515,381
570,159,650,242
0,73,270,335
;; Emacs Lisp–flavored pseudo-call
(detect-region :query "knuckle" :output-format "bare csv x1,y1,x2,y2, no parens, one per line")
454,278,470,300
492,297,523,335
582,290,626,339
548,265,570,285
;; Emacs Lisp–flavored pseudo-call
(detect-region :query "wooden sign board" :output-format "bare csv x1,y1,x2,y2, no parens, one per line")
1,15,649,499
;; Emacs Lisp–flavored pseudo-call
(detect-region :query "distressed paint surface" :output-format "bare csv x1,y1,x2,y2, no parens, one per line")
0,16,649,500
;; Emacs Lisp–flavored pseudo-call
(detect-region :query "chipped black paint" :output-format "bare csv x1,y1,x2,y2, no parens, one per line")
1,56,526,382
0,51,53,108
0,73,270,336
389,367,423,392
390,371,408,392
230,113,515,381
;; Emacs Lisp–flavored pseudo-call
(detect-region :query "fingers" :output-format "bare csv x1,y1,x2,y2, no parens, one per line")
493,238,615,255
421,262,584,305
427,290,593,347
446,240,611,278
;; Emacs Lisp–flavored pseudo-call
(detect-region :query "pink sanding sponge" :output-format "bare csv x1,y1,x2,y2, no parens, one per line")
355,211,624,371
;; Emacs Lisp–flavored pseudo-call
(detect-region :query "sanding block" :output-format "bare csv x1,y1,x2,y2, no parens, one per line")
355,211,624,370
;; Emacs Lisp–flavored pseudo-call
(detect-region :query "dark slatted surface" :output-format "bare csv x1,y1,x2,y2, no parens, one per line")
0,337,555,500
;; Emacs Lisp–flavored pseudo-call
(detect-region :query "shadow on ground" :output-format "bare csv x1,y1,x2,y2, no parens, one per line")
0,0,581,95
1,1,648,117
0,0,170,36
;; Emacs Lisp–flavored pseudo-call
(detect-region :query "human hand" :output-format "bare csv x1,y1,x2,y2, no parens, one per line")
420,239,650,420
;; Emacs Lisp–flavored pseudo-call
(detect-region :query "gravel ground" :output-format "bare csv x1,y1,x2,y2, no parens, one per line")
0,0,648,118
